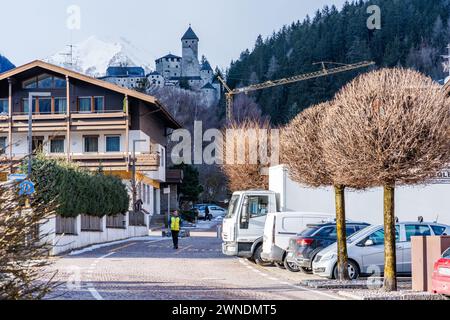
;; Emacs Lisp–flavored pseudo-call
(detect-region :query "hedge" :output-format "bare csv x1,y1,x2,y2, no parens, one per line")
25,155,129,218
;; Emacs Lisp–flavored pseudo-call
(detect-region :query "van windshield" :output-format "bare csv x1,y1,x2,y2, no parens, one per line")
225,195,240,219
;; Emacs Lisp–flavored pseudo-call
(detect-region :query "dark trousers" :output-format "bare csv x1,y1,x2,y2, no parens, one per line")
171,230,179,248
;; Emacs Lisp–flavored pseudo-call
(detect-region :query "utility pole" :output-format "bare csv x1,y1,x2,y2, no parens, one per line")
218,61,375,122
131,139,146,213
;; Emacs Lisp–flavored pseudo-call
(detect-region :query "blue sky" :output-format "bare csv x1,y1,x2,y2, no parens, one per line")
0,0,347,69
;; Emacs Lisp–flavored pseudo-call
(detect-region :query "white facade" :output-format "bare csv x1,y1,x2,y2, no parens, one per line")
269,165,450,226
40,213,150,255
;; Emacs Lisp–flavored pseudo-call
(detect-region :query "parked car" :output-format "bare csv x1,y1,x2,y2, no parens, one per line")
432,247,450,296
312,221,450,280
261,211,334,270
285,221,370,273
194,204,226,220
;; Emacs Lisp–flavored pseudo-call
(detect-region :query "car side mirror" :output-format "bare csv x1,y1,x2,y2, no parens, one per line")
364,239,375,247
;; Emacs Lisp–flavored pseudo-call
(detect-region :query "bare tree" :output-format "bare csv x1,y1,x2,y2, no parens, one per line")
281,102,350,280
221,119,275,192
322,68,450,291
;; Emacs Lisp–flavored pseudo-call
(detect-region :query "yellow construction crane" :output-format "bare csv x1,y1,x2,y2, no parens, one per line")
217,61,375,121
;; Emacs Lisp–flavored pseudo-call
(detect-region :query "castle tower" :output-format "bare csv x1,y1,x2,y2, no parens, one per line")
181,26,201,78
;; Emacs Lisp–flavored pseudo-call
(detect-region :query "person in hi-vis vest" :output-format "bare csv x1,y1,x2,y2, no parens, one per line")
170,210,181,249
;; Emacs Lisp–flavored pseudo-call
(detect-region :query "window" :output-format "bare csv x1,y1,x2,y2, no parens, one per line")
246,195,269,218
37,74,53,88
22,75,66,89
405,225,431,242
23,77,37,89
38,98,51,114
143,184,146,203
0,137,6,155
94,97,104,112
50,137,65,153
32,137,44,153
431,225,446,236
54,77,67,88
366,226,400,246
443,248,450,259
54,98,67,114
23,98,37,114
0,99,8,114
316,226,336,238
84,136,98,153
105,136,120,152
78,97,91,113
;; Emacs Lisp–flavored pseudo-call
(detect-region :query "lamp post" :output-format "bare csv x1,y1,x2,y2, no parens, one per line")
131,139,146,212
28,92,51,178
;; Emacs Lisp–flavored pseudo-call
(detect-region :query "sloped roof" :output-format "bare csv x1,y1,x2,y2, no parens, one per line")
147,71,162,77
202,83,216,90
106,66,145,77
157,53,181,61
201,60,213,71
0,60,181,129
181,27,199,41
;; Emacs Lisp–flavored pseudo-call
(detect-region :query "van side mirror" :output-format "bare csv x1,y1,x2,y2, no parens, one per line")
364,239,375,247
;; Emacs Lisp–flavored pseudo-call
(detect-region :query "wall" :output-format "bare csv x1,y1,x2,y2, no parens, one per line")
40,211,150,256
269,165,450,226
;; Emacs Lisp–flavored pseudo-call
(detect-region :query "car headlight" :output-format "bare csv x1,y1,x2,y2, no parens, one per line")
320,254,336,262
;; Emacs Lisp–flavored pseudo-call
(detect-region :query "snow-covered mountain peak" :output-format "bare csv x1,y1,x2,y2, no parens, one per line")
46,36,154,77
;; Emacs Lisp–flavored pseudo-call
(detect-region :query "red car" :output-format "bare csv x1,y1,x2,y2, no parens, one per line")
432,247,450,296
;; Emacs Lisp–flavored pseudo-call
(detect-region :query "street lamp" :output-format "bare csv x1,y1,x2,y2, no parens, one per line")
28,92,51,178
131,139,146,212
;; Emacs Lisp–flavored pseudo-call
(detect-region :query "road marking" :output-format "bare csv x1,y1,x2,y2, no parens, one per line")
175,245,193,255
109,242,136,253
238,258,344,300
85,252,115,300
88,287,104,300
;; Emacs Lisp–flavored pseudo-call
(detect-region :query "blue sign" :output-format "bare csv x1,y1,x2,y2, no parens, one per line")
19,180,35,196
8,174,27,182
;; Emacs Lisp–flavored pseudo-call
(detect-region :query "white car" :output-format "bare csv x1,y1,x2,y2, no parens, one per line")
194,204,226,220
312,221,450,279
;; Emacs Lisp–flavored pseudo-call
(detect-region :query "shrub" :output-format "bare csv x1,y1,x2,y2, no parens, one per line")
25,155,129,218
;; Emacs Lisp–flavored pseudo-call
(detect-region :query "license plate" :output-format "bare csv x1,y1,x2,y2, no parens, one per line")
439,267,450,276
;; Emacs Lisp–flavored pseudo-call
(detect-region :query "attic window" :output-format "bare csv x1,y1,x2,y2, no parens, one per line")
22,74,67,89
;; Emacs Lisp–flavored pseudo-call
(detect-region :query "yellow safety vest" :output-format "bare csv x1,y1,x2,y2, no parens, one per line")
171,217,180,231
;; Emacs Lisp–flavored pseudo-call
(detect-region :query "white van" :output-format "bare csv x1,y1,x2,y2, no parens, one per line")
261,211,333,271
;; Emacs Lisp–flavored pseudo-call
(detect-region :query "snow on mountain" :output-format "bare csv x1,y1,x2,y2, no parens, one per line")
46,36,154,77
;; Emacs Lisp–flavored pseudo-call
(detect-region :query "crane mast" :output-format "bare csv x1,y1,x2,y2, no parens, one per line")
218,61,375,122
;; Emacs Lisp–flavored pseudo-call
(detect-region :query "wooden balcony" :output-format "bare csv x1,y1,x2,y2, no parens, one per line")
0,152,160,173
0,110,128,132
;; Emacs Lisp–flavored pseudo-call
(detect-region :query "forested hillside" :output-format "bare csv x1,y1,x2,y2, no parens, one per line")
226,0,450,124
0,55,15,73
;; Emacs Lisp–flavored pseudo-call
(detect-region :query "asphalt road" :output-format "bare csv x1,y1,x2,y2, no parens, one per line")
46,225,345,300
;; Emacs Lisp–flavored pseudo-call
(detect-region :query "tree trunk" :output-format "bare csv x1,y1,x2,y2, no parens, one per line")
335,185,349,281
383,184,397,291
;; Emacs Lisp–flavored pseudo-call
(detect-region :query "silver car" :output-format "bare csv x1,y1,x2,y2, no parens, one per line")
312,221,450,279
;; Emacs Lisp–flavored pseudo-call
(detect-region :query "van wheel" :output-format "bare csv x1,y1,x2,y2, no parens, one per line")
333,260,360,280
275,262,285,269
284,257,300,272
253,245,269,266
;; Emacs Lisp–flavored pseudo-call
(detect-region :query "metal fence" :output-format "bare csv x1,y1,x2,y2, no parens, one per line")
129,211,146,227
106,214,126,229
80,214,102,232
56,216,77,235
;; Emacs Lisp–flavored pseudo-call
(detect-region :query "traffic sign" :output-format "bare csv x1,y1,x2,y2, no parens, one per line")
8,174,27,182
18,180,35,196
